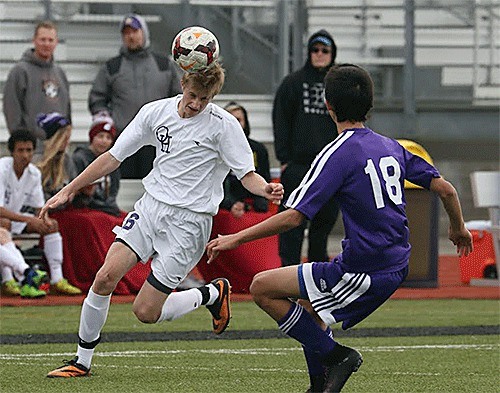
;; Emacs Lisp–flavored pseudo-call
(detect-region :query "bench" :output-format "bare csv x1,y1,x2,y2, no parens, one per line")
12,233,44,266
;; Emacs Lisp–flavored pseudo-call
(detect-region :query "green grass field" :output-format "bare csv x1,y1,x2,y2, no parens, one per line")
1,299,499,392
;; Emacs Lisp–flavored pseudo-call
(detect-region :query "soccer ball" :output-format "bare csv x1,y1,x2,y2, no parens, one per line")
172,26,219,72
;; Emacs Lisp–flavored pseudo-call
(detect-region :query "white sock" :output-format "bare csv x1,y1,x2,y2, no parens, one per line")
75,347,95,370
1,266,14,283
76,289,111,369
0,242,29,279
158,288,203,322
43,232,63,283
206,283,219,306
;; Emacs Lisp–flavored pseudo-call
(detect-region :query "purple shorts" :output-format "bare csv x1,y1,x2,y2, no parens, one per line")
298,258,408,330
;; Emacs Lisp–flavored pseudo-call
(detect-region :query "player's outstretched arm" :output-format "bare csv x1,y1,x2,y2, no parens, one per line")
206,208,304,263
430,177,473,257
39,152,121,220
240,171,284,205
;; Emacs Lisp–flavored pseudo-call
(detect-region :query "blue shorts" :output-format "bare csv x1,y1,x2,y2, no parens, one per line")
298,258,408,330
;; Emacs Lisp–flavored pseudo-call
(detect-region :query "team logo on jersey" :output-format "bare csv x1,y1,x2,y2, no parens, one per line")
3,188,11,205
320,278,327,292
20,205,36,215
302,82,328,115
156,125,172,153
42,79,59,98
209,109,222,119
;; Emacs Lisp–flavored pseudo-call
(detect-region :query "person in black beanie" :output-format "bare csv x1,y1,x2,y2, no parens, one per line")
273,29,340,269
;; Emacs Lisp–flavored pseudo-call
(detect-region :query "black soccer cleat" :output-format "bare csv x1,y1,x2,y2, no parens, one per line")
206,278,231,334
305,373,326,392
322,345,363,392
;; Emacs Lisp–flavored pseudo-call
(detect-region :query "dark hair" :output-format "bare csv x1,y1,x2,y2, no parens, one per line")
324,64,374,122
8,130,37,152
224,101,250,137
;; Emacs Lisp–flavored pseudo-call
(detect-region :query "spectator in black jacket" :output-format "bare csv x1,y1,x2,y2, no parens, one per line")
221,102,271,217
272,29,340,267
88,14,181,179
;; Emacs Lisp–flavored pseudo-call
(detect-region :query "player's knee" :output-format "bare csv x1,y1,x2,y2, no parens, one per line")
0,228,12,244
132,304,160,324
249,272,268,306
0,218,11,231
93,270,118,295
47,220,59,233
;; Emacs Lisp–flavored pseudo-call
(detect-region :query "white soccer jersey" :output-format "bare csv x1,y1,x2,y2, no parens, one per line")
109,95,255,215
0,157,45,214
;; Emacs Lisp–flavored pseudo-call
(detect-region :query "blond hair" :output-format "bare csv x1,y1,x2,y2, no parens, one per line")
181,62,225,97
38,125,71,191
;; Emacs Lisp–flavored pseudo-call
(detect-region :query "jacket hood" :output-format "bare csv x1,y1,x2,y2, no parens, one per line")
21,48,54,68
119,14,150,50
306,29,336,69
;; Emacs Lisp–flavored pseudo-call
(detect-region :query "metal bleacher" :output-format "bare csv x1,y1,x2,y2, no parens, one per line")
308,0,500,104
1,0,498,145
0,0,276,145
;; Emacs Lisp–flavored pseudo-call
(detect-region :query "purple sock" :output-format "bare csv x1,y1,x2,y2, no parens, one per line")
278,303,336,357
302,327,333,377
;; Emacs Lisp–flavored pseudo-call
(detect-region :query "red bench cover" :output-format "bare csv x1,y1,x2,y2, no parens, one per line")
197,209,281,293
51,207,151,295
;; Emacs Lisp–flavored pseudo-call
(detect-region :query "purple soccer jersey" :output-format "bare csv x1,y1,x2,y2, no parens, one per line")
286,128,440,273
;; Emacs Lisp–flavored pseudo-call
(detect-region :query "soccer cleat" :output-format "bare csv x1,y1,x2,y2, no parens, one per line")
305,374,326,393
50,278,82,295
19,283,46,298
206,278,231,335
23,268,48,288
32,270,48,286
323,345,363,393
1,279,21,296
46,357,90,378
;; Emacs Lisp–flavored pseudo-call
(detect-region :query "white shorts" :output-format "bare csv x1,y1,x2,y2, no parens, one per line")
113,192,212,289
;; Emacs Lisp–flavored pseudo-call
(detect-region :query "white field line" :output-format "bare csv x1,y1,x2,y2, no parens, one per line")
0,360,494,377
0,343,498,361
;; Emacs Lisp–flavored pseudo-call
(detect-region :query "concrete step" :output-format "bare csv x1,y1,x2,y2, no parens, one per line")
0,94,274,144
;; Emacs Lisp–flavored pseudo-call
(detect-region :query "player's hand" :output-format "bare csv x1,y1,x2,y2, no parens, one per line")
448,225,473,257
26,216,52,233
265,182,284,206
206,234,242,263
39,188,74,222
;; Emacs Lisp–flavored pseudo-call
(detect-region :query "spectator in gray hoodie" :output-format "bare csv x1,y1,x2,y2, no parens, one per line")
3,21,71,154
88,14,182,179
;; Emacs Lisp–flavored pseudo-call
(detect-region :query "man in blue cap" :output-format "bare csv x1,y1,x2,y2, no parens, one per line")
88,14,181,179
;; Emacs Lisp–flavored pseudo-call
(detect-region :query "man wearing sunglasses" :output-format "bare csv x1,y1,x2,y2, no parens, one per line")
272,29,339,270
